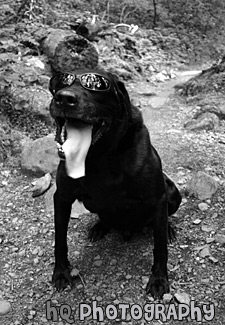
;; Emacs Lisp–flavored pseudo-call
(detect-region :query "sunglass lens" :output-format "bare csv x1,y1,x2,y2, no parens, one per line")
50,74,75,94
61,74,75,86
81,74,109,90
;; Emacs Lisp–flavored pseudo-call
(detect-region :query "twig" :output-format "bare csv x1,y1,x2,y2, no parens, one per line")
78,274,85,287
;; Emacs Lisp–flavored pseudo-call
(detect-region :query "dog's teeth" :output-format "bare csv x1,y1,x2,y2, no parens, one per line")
56,142,61,148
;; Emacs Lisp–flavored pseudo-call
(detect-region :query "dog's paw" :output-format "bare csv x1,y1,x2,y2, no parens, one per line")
88,221,109,242
146,274,169,299
52,267,75,291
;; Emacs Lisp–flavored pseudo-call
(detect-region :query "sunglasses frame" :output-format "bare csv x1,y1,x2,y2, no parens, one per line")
49,73,111,95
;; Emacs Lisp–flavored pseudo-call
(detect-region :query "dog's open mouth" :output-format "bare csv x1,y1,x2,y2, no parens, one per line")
55,117,108,178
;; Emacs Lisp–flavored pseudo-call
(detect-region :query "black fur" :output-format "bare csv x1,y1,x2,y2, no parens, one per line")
49,69,182,298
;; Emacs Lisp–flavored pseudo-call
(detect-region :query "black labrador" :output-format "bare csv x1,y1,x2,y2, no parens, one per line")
49,69,181,298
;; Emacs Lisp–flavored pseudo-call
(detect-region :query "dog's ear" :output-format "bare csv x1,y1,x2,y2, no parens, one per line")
109,73,133,123
116,80,132,108
109,73,131,106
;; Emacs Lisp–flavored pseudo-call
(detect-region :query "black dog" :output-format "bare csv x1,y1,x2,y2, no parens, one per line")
49,69,181,298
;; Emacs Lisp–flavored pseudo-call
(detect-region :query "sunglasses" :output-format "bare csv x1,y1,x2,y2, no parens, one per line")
49,73,110,95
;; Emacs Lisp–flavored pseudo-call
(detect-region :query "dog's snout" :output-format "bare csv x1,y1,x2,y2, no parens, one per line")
54,90,78,106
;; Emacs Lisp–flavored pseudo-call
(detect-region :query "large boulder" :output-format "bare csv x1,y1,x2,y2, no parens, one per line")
187,171,219,200
12,86,52,124
21,134,58,175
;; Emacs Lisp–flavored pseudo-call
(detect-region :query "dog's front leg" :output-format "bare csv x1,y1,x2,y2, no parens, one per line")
52,190,73,290
146,193,169,298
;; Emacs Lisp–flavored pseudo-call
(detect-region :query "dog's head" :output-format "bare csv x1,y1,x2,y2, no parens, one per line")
49,68,132,178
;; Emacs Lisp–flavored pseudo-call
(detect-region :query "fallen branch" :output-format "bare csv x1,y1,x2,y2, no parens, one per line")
41,29,99,72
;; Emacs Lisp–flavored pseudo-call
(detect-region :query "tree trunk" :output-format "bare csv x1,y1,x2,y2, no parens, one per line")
152,0,158,28
41,29,99,73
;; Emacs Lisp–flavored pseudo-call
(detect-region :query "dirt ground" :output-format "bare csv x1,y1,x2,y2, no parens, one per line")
0,72,225,324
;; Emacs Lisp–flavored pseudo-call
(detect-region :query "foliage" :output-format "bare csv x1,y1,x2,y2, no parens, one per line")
1,0,225,65
160,0,225,61
1,0,225,79
2,0,224,65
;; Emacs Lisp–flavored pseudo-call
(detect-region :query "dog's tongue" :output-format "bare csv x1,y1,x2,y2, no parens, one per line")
62,120,92,179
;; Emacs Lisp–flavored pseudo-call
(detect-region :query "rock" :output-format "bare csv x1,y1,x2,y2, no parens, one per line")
94,255,101,260
32,173,52,197
184,113,219,131
206,237,215,244
0,300,11,315
21,134,58,175
199,246,210,258
174,292,190,305
198,202,209,211
141,276,149,286
44,182,89,215
70,268,79,277
110,259,117,266
201,225,218,232
96,296,102,302
193,218,201,225
25,57,45,70
71,202,89,217
154,70,170,82
163,293,173,304
124,296,133,303
71,213,80,219
32,247,40,255
187,171,218,200
29,310,36,316
208,256,218,263
215,234,225,244
180,245,189,249
93,260,102,267
38,249,44,256
18,249,26,256
11,131,32,157
33,257,39,265
12,86,52,124
113,299,120,305
130,97,141,108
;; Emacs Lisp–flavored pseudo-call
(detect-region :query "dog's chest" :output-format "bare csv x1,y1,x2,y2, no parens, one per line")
77,165,150,214
77,172,154,228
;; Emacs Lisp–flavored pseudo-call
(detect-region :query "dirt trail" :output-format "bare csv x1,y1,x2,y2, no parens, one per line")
129,70,201,176
147,70,201,145
147,70,201,109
